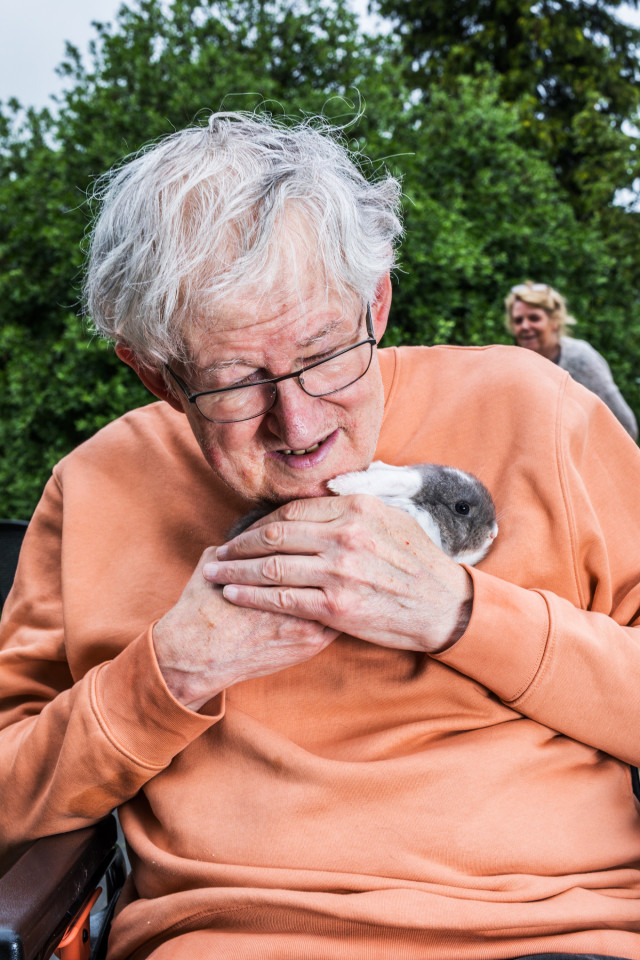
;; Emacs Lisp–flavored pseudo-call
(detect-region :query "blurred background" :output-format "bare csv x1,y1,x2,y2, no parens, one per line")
2,0,640,515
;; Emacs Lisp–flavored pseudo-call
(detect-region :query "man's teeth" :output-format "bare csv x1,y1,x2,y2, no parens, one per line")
282,441,322,455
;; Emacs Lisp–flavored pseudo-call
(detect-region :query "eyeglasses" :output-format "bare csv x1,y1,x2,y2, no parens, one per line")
165,303,377,423
510,283,549,295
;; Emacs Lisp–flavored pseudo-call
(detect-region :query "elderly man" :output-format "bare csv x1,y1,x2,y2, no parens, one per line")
1,112,639,960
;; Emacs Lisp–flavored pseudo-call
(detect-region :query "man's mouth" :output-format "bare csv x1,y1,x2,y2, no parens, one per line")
269,430,339,469
280,441,323,455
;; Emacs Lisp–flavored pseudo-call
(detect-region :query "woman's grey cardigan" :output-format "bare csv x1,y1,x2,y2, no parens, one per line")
557,336,638,440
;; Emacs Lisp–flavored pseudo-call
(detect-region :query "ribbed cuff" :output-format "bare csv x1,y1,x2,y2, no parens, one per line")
431,566,550,703
92,624,224,768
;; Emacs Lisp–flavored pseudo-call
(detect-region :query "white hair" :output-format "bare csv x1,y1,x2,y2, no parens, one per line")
85,111,403,367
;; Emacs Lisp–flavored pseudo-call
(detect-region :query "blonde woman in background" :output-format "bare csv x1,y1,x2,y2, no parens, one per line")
506,281,638,439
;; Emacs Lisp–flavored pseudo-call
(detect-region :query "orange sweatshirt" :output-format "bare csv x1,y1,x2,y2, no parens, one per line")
1,344,640,960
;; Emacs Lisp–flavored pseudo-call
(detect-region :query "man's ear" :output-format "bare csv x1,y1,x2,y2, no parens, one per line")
115,343,184,413
370,273,392,343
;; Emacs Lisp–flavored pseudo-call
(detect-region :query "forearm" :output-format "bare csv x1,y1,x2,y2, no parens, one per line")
0,626,221,850
433,565,640,765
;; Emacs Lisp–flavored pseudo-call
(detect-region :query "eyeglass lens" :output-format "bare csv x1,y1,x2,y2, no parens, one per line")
195,340,373,423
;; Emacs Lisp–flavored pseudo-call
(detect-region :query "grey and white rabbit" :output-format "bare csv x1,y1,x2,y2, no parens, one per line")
228,461,497,566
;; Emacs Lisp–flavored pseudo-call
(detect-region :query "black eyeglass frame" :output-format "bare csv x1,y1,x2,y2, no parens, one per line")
165,303,377,424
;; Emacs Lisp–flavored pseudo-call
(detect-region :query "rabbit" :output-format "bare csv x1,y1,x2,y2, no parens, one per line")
228,460,497,566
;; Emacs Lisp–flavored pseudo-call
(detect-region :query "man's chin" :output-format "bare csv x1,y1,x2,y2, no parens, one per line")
258,481,331,505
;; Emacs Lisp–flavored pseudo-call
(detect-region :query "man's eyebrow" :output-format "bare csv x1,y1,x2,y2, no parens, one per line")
197,316,355,376
294,317,349,349
201,358,249,374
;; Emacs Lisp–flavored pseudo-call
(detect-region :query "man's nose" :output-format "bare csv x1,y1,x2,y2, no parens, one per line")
266,375,321,436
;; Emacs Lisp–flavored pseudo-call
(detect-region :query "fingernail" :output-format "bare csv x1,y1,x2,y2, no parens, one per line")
203,563,218,579
223,585,238,601
216,545,229,559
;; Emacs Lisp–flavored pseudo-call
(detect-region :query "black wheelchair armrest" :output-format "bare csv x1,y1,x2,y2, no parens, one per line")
0,814,125,960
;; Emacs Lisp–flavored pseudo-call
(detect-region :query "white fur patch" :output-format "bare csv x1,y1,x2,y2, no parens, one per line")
328,462,424,499
452,522,498,566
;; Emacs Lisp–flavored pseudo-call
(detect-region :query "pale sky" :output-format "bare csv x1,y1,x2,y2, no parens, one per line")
1,1,640,111
0,0,379,110
1,0,124,108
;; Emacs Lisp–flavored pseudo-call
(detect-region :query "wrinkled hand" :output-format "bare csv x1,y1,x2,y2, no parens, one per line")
153,550,338,711
205,494,473,657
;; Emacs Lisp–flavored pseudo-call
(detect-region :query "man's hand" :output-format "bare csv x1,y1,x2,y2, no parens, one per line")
152,550,338,712
205,494,474,657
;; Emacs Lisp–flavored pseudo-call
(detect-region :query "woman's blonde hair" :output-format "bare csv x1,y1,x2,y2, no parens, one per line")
504,281,576,336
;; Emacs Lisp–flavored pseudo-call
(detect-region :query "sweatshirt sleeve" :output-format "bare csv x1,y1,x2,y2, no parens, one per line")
0,476,223,850
433,377,640,766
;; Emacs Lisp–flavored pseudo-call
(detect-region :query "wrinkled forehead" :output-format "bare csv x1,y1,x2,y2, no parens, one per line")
176,207,363,363
181,272,362,369
183,239,363,366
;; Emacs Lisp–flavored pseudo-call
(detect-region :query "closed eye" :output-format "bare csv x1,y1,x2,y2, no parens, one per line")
299,341,352,367
206,367,270,391
231,370,268,387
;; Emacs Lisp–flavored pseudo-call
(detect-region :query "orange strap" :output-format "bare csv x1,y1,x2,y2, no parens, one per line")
54,887,101,960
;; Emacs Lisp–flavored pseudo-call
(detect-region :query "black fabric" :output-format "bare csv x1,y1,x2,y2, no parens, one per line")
0,520,28,610
512,954,633,959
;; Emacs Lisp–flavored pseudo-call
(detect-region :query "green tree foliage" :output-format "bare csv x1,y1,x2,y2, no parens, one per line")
2,0,640,517
0,0,397,515
373,0,640,216
380,74,619,348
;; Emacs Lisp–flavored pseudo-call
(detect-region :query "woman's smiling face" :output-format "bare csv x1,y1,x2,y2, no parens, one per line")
510,299,560,360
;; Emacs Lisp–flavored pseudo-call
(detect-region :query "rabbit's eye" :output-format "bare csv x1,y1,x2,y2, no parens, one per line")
455,501,470,515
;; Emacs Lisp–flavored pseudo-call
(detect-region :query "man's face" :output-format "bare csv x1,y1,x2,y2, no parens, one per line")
174,281,388,504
